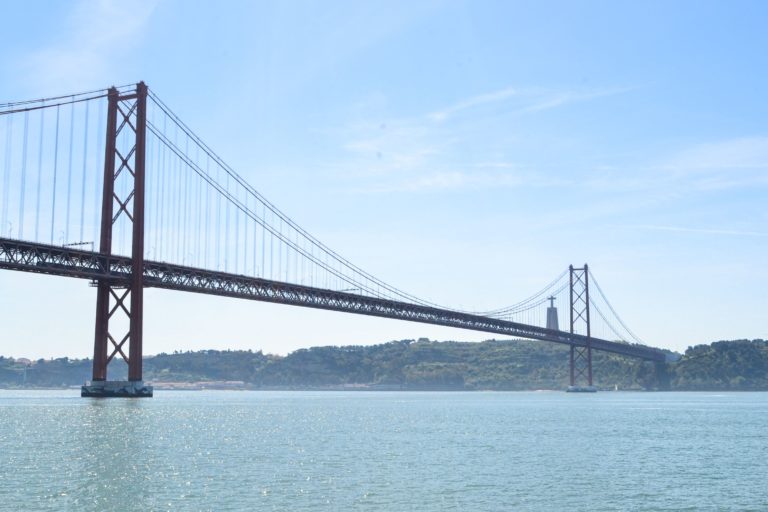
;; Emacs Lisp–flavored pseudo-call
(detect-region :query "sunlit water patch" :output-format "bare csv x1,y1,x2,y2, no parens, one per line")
0,390,766,511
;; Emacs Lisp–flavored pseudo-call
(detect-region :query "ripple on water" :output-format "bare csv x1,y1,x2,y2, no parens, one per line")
0,390,767,511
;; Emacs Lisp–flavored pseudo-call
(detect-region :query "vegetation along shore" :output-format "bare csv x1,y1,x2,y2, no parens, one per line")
1,338,766,391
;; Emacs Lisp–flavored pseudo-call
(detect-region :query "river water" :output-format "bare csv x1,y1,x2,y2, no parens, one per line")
0,390,765,511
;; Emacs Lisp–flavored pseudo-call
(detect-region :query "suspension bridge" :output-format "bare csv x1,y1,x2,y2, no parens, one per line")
0,82,665,396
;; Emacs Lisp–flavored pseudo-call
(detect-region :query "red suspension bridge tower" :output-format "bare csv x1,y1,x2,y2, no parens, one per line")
568,264,595,392
81,83,151,397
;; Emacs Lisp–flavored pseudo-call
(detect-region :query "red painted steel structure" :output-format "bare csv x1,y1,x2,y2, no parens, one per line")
0,237,667,364
0,81,669,395
91,83,147,383
569,264,593,387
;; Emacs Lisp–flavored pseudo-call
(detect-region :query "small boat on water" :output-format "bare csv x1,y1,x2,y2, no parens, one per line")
566,385,598,393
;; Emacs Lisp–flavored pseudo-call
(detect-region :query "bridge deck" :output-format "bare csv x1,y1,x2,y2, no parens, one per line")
0,237,665,362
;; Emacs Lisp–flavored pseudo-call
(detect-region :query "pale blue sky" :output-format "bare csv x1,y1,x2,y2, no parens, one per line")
1,0,766,358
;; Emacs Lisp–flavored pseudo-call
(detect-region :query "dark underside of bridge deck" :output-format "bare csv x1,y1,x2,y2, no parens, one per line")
0,237,665,362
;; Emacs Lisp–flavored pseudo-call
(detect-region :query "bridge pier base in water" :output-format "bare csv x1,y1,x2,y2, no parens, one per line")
81,380,153,398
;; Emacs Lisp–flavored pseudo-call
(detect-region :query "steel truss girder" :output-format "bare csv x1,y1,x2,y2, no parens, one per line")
0,237,665,363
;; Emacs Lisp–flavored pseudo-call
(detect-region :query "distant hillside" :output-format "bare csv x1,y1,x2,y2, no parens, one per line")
672,339,768,390
1,338,765,391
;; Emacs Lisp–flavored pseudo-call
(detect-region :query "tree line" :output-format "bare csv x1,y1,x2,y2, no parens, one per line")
1,338,766,391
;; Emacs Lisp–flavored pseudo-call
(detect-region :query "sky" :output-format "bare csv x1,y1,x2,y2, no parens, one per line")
0,0,766,358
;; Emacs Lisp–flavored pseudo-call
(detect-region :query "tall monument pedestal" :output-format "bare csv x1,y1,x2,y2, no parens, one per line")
546,295,559,331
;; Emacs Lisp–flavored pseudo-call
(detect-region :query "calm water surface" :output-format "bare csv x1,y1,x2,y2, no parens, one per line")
0,390,766,511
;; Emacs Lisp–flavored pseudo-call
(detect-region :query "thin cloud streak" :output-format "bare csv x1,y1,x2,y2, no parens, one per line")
520,86,642,113
660,136,768,172
429,87,517,121
429,85,638,122
629,224,768,238
18,0,157,93
585,135,768,195
348,168,571,194
339,84,638,192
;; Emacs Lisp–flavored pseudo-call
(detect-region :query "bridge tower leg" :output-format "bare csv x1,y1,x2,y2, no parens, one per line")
82,83,152,398
568,264,594,391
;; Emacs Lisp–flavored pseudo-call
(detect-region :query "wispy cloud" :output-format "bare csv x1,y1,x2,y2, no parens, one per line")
520,86,641,113
18,0,157,93
338,84,635,193
661,136,768,173
356,169,518,193
629,224,768,238
346,165,573,194
428,85,637,122
583,136,768,195
340,121,443,178
429,87,517,122
633,136,768,193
